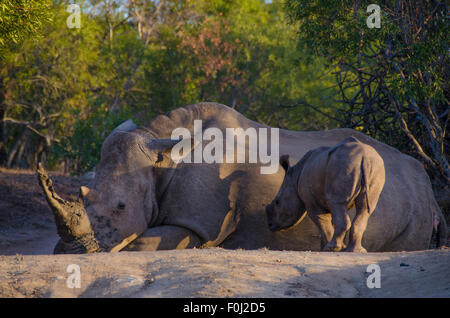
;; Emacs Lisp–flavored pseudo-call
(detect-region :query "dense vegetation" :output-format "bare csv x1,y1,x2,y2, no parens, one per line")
287,0,449,186
0,0,448,205
1,0,336,174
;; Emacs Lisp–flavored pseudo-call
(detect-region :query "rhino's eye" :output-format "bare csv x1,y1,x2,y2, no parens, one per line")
275,199,280,205
117,202,126,210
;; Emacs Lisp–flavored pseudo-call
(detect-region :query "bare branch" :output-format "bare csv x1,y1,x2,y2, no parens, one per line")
278,101,346,125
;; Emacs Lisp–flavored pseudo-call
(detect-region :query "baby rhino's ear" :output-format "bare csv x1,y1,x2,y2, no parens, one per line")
280,154,290,172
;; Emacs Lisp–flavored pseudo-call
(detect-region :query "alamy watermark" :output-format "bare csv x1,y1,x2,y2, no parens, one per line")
66,264,81,288
170,120,280,174
65,3,380,30
367,4,381,29
66,4,81,29
366,264,381,288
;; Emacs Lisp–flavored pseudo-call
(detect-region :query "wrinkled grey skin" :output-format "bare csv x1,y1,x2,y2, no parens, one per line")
50,102,446,253
53,133,184,253
266,137,387,253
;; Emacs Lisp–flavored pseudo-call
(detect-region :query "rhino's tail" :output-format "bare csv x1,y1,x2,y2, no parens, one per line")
359,157,373,213
358,153,385,215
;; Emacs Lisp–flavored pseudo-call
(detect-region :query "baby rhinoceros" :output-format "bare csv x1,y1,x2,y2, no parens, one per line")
266,137,385,253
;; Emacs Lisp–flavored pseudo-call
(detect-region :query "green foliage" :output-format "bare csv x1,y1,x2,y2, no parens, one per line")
225,0,336,130
0,0,52,47
286,0,449,183
1,4,103,167
52,106,134,175
0,0,338,173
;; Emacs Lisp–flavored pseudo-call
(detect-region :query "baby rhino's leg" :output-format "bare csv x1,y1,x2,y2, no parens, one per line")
309,212,334,250
346,194,371,253
324,205,351,252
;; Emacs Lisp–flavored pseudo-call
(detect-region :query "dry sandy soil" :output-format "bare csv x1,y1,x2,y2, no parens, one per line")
1,248,450,298
0,169,449,298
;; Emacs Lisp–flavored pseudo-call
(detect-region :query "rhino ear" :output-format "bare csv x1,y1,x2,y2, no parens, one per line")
280,154,290,172
144,138,182,165
107,119,138,139
146,137,196,165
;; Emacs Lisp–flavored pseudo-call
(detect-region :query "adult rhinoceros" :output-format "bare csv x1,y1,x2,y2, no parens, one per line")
39,102,446,253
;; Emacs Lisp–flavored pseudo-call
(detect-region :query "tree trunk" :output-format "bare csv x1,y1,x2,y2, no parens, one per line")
6,129,26,167
14,131,28,168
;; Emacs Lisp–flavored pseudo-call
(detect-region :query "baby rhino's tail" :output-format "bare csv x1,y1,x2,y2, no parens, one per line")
359,151,386,214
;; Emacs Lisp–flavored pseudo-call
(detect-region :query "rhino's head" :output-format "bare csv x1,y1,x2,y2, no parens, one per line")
40,122,184,253
266,154,307,232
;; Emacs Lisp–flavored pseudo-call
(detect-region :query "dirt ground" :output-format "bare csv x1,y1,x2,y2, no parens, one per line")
0,169,449,298
0,168,84,255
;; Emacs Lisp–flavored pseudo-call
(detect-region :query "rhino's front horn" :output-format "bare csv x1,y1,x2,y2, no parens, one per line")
37,163,103,253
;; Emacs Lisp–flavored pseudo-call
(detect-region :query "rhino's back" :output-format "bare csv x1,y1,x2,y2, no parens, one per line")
149,103,436,251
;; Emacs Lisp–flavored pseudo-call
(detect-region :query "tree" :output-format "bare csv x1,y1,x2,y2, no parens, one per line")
179,0,336,130
286,0,449,191
1,4,103,169
0,0,53,164
0,0,52,47
0,0,334,173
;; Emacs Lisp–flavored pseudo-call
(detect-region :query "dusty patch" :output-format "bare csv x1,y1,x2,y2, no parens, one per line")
0,168,85,255
0,169,449,298
0,249,449,298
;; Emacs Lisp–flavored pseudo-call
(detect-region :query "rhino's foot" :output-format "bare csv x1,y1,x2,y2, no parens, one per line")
345,245,367,253
323,242,346,252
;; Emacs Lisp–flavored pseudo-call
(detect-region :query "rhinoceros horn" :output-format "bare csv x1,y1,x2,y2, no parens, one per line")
37,162,103,253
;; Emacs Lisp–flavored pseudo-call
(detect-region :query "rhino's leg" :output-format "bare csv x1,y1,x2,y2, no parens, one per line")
309,212,334,250
123,225,202,251
346,213,369,252
346,195,371,253
324,205,351,252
